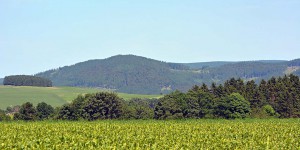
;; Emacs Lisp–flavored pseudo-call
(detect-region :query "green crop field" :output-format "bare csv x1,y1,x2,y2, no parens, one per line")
0,119,299,149
0,86,160,109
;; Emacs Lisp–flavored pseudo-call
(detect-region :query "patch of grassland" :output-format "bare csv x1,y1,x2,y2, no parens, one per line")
0,86,160,109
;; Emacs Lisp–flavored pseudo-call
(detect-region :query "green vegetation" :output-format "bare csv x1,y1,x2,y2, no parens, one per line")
184,60,287,69
0,86,160,109
0,78,3,85
2,74,299,121
35,55,300,94
154,74,300,119
0,119,299,149
36,55,196,94
3,75,52,87
0,74,299,149
184,61,236,69
57,92,124,120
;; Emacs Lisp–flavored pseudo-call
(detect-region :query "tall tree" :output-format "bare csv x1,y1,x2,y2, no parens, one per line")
15,102,37,121
186,89,215,118
214,93,250,119
154,90,188,119
36,102,54,120
82,92,124,120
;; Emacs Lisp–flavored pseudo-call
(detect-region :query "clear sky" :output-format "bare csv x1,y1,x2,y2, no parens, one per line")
0,0,300,78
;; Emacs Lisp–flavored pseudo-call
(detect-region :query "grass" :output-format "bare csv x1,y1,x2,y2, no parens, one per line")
0,86,161,109
0,119,299,149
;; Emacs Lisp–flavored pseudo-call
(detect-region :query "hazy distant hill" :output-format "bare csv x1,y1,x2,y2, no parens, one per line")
184,60,286,69
35,55,300,94
0,78,3,85
184,61,236,69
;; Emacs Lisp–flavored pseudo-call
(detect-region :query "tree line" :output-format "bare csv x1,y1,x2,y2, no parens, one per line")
1,74,300,121
3,75,52,87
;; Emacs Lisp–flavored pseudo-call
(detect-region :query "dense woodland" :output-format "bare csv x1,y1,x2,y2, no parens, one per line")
36,55,196,94
35,55,300,94
3,75,52,87
1,74,300,121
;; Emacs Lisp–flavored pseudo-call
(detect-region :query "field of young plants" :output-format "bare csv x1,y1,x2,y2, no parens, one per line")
1,119,299,149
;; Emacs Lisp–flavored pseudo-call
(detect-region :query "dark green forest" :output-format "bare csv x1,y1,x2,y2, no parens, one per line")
35,55,196,94
184,60,286,69
35,55,300,94
3,75,52,87
2,74,300,121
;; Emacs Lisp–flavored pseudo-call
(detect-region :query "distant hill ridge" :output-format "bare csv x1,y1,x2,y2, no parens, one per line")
35,54,300,94
184,60,287,69
0,78,3,85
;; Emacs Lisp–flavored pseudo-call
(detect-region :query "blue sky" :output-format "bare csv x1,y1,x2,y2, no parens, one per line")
0,0,300,78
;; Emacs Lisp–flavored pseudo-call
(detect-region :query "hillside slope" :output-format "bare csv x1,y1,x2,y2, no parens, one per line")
0,86,160,109
36,55,198,94
35,55,300,94
184,60,286,69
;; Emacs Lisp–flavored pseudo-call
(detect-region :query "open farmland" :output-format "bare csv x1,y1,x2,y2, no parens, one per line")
0,119,299,149
0,86,160,109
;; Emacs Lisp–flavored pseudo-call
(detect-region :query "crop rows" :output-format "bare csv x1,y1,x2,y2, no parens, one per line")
0,119,300,149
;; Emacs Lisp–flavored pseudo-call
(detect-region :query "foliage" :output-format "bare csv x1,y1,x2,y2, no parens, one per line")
0,109,10,121
262,105,278,117
14,102,37,121
57,104,79,120
3,75,52,87
57,92,124,120
214,93,250,119
36,55,197,94
154,91,188,119
35,55,300,94
36,102,55,120
4,74,300,120
82,92,124,120
54,74,300,120
6,105,20,114
185,86,215,118
122,98,157,119
0,120,300,149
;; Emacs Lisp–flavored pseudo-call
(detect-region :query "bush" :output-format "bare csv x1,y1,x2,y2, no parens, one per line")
0,110,10,121
14,102,37,121
214,93,251,119
263,105,279,117
36,102,54,120
82,92,124,120
154,91,187,119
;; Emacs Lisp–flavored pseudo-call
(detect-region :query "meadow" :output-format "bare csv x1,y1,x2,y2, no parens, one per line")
0,119,299,149
0,86,160,109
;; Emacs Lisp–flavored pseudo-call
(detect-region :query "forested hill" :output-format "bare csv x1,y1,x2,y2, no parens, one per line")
184,60,286,69
3,75,52,87
0,78,3,85
35,55,300,94
35,55,195,94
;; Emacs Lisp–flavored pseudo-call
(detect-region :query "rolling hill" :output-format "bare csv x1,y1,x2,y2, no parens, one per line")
0,86,160,109
35,55,300,94
36,55,197,94
183,61,236,69
184,60,286,69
